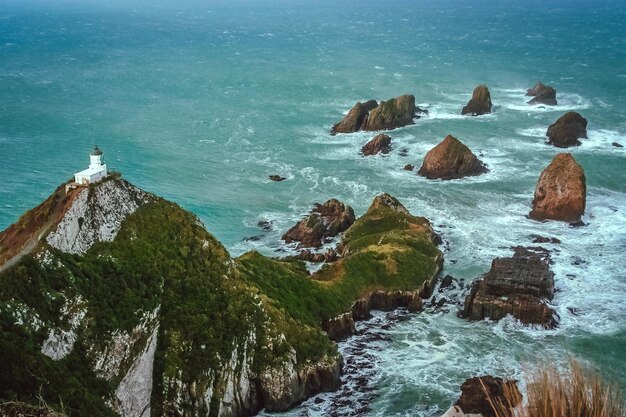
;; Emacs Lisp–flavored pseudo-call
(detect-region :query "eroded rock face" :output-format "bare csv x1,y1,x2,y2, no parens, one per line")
529,153,586,223
259,350,342,412
283,199,355,248
527,82,557,105
461,248,557,328
546,112,588,147
461,85,492,116
362,94,417,131
418,135,488,180
331,95,422,134
361,134,392,156
453,376,521,417
331,100,378,135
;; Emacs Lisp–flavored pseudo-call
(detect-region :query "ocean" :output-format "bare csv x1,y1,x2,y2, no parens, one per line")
1,0,625,415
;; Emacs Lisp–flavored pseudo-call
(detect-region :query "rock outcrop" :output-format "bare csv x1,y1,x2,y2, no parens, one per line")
331,94,424,134
461,247,557,328
529,153,586,223
443,376,521,417
546,112,588,147
526,82,557,105
282,199,355,248
361,134,392,156
331,99,378,135
418,135,488,180
269,175,286,182
461,85,492,116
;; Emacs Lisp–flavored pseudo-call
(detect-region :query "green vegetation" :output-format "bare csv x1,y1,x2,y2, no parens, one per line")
0,182,441,416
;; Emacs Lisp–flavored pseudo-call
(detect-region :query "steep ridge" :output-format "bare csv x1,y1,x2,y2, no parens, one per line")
0,177,442,417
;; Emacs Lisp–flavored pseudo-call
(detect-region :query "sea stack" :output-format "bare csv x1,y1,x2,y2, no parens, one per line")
529,153,586,223
361,134,392,156
331,94,422,134
461,85,492,116
546,112,588,147
418,135,488,180
526,82,557,105
282,199,355,248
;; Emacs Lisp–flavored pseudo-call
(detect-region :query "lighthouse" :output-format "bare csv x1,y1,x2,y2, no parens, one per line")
74,145,108,185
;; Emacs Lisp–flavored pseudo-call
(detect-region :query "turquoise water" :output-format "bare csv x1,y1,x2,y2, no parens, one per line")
1,0,625,415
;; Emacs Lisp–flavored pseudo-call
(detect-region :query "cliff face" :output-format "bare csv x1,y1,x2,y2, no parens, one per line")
0,178,442,417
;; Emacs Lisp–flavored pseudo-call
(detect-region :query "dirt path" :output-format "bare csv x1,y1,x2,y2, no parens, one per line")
0,220,55,274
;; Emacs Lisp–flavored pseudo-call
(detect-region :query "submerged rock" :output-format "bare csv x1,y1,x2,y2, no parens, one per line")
461,85,492,116
529,153,586,223
546,112,588,147
282,199,355,248
612,142,623,148
526,81,557,105
403,164,414,171
450,376,521,417
418,135,488,180
331,94,422,134
361,134,392,156
461,248,557,328
269,175,287,182
331,100,378,135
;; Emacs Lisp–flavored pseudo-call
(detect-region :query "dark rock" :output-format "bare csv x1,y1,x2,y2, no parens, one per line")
526,82,557,105
440,275,454,289
399,148,409,157
258,220,273,231
331,99,378,135
529,153,586,223
436,298,447,308
418,135,488,180
455,376,522,417
531,235,561,244
244,235,262,242
361,134,392,156
613,142,624,148
269,175,287,182
321,312,356,341
461,85,492,116
362,94,417,131
403,164,414,171
331,95,421,134
283,199,355,248
461,248,557,328
546,112,588,148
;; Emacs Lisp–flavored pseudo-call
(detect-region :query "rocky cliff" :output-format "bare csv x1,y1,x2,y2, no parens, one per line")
0,177,442,417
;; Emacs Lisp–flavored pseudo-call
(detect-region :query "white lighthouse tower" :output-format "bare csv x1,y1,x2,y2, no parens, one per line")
74,145,108,185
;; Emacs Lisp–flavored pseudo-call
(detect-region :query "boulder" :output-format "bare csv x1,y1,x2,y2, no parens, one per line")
461,85,492,116
331,95,422,134
612,142,623,148
362,94,417,131
269,175,286,182
418,135,488,180
361,134,392,156
331,99,378,135
546,112,588,147
526,82,557,105
282,199,355,248
529,153,586,223
461,248,557,328
453,376,521,417
403,164,415,171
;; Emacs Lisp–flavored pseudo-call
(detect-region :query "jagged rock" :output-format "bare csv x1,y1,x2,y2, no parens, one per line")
453,376,521,417
331,95,422,134
403,164,414,171
529,153,586,223
259,351,342,412
461,85,492,116
613,142,623,148
461,248,557,328
440,275,454,289
526,82,557,105
531,235,561,244
283,199,355,248
546,112,588,147
297,248,338,263
418,135,488,180
361,134,392,156
331,100,378,134
362,95,417,131
321,312,356,341
269,175,286,182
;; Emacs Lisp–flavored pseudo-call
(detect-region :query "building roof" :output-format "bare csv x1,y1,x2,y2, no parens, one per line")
75,165,107,178
90,145,103,156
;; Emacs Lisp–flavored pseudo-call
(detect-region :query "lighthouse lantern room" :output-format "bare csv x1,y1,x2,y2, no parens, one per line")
74,146,108,185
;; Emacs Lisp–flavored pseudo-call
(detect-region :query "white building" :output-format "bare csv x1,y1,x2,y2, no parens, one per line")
74,146,108,185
